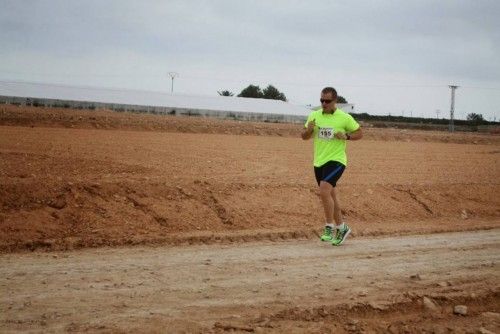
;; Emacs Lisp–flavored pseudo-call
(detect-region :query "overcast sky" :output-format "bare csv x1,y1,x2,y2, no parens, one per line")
1,0,499,120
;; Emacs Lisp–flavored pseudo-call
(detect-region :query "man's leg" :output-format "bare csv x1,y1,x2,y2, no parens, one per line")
316,161,347,243
331,187,351,246
330,187,343,225
319,181,334,224
319,181,335,241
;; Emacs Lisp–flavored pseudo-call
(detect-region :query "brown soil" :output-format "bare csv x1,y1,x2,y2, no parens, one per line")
1,105,499,333
1,231,499,333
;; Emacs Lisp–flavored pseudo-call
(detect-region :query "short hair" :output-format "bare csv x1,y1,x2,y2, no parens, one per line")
321,87,338,99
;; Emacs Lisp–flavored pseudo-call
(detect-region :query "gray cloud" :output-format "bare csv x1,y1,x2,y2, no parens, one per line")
1,0,499,119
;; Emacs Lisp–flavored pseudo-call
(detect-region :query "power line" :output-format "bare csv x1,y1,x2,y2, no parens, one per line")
0,69,164,78
2,69,500,90
0,79,173,94
459,86,500,90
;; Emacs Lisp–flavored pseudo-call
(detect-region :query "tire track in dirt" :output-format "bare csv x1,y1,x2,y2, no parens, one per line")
392,186,434,214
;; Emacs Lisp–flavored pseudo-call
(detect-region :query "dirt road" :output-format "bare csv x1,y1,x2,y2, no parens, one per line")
1,229,499,333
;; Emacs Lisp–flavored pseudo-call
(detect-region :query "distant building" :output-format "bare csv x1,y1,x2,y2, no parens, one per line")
0,81,312,123
338,103,355,113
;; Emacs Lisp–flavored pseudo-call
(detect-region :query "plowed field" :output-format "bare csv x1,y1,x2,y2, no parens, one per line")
1,105,499,333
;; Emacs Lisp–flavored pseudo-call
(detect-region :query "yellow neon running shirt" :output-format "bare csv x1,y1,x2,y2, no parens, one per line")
304,108,360,167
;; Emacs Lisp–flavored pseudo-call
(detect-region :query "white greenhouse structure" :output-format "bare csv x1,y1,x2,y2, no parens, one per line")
0,81,355,123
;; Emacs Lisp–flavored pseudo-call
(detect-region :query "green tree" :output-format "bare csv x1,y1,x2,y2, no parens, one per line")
262,85,287,101
218,90,234,96
238,85,264,98
466,113,484,122
337,95,347,104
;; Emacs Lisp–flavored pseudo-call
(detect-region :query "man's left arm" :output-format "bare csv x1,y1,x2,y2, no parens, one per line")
346,127,362,140
335,114,363,140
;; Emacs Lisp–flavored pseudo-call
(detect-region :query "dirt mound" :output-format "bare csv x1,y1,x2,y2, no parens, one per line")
1,104,499,144
251,293,500,333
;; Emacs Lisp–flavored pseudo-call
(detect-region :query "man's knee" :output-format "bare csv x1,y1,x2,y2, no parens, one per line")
329,188,341,207
319,182,333,198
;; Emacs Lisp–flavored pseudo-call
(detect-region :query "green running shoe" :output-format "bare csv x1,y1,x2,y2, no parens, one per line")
320,225,334,241
331,224,351,246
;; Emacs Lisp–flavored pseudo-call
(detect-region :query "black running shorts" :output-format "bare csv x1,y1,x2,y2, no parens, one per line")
314,160,346,187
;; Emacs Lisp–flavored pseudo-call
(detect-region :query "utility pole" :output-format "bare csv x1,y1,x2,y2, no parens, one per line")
449,85,459,132
436,109,440,119
168,72,179,93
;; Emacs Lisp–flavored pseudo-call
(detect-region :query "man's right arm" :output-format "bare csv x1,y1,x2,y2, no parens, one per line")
301,119,315,140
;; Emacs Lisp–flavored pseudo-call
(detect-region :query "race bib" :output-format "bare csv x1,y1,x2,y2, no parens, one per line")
318,127,334,140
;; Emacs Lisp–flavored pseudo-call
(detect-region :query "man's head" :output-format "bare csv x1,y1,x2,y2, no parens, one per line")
320,87,337,112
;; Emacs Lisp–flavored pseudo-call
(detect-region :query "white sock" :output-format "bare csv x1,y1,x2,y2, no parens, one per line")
337,222,345,230
325,223,334,229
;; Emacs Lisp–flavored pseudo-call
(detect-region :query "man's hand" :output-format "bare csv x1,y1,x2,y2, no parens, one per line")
301,119,315,140
334,131,348,140
307,119,316,132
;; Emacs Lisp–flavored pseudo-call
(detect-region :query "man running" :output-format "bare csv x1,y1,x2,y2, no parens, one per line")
301,87,362,246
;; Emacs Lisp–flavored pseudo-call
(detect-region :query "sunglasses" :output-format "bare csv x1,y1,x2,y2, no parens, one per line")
320,99,333,104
